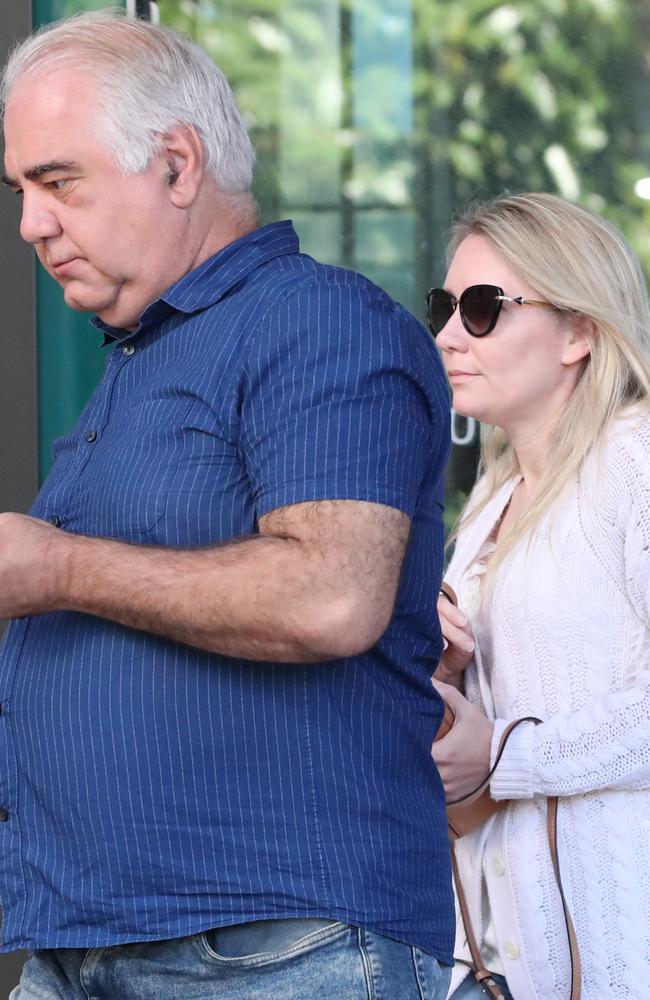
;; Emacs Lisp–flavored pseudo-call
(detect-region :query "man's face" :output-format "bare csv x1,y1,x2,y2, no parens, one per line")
3,70,183,330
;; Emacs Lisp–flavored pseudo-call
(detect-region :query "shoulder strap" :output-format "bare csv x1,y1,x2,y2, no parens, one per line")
452,722,581,999
451,843,507,1000
447,716,540,809
547,797,582,1000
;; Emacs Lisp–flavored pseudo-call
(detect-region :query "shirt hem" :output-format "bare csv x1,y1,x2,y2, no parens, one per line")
0,910,454,965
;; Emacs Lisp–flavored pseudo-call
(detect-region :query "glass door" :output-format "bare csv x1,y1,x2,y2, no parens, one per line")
157,0,650,525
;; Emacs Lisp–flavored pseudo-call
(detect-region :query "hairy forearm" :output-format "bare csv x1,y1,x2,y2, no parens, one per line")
0,502,407,661
56,530,384,661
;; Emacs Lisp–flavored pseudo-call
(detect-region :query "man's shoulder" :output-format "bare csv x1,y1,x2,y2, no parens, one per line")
256,252,430,344
274,251,403,301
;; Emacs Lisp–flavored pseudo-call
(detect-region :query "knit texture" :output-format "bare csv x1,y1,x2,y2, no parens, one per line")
446,412,650,1000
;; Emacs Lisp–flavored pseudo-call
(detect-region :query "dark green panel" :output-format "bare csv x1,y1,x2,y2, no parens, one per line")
36,271,108,477
33,0,119,30
32,0,125,479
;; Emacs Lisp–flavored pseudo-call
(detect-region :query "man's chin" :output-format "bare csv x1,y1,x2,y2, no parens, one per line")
61,281,141,330
62,286,134,328
63,285,113,314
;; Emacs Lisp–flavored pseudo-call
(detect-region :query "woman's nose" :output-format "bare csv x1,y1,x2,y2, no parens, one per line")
434,306,469,352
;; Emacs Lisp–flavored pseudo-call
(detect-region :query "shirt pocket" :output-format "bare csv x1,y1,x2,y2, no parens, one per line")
68,398,195,542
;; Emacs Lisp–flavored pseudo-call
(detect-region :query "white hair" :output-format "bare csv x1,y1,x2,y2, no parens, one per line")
0,7,255,193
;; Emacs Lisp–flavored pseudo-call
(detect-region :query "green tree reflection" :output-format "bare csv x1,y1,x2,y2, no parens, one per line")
157,0,650,527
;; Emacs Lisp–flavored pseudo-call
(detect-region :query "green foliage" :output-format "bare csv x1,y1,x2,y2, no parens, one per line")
158,0,650,287
157,0,650,512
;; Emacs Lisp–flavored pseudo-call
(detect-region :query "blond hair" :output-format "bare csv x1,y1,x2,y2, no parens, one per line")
448,193,650,575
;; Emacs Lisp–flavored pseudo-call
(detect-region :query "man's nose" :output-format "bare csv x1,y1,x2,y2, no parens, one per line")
19,192,62,245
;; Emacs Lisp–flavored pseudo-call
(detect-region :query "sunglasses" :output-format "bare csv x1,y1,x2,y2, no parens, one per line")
426,283,552,338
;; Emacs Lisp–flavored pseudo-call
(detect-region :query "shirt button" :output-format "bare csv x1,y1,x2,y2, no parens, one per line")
504,940,520,960
86,430,97,443
0,808,9,822
492,856,506,876
122,344,136,357
48,515,62,528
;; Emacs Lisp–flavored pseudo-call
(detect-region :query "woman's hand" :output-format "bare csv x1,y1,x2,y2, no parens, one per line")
434,593,476,687
431,679,494,802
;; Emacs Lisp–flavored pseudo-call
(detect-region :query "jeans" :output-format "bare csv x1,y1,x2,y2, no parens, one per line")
448,970,513,999
11,918,452,1000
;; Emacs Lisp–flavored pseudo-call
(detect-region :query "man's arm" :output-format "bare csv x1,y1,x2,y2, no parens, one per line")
0,499,410,662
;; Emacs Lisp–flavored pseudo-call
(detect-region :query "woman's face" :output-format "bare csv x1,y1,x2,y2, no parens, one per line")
436,234,589,435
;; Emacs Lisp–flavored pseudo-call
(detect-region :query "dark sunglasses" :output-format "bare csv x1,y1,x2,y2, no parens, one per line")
426,283,552,338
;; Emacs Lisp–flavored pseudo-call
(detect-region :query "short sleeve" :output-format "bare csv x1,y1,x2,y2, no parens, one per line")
239,274,449,518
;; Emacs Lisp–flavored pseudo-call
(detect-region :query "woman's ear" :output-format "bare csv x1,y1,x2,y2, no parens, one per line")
561,314,595,367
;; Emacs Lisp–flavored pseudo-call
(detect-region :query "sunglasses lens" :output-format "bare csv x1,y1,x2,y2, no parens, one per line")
460,285,501,336
427,289,455,336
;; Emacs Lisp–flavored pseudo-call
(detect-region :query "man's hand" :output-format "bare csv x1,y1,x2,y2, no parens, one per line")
0,512,71,618
430,679,493,801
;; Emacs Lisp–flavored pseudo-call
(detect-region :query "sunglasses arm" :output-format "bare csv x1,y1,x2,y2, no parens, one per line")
497,294,554,308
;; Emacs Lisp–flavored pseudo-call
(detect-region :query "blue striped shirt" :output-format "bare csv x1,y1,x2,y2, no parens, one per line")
0,221,454,959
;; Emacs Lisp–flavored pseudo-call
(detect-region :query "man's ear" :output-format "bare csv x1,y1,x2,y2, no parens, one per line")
160,123,206,208
561,314,595,367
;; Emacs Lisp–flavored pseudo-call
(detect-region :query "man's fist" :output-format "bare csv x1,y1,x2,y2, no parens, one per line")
0,512,73,618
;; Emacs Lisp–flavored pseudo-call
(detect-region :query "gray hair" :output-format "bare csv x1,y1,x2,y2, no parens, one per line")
0,7,255,193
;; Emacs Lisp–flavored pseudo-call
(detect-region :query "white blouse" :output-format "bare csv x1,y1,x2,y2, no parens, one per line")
444,412,650,1000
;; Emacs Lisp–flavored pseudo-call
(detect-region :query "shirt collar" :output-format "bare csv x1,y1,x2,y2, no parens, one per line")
94,220,300,344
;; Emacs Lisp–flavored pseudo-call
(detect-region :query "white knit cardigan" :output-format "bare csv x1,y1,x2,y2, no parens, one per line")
444,412,650,1000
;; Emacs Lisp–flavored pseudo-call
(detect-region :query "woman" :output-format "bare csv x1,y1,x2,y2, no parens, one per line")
428,193,650,1000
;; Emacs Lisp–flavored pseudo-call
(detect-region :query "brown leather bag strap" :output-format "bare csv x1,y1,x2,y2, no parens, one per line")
447,716,541,809
451,843,507,1000
451,722,581,999
439,581,458,606
547,796,582,1000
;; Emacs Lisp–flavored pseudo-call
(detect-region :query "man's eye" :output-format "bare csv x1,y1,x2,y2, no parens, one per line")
47,179,69,191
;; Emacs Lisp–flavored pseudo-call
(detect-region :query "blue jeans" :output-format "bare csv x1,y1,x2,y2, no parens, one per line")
11,918,452,999
449,970,513,999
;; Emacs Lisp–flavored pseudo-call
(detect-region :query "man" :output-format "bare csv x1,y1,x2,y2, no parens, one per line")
0,11,453,999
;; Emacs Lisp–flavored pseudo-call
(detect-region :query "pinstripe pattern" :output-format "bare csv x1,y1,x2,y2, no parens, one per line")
0,222,454,960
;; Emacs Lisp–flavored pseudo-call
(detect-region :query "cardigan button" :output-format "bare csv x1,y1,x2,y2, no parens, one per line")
492,856,505,876
504,940,520,960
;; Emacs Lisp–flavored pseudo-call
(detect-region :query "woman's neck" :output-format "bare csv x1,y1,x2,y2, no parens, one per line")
507,409,564,491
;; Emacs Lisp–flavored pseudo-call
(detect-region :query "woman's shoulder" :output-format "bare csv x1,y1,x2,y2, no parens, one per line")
596,408,650,477
582,408,650,514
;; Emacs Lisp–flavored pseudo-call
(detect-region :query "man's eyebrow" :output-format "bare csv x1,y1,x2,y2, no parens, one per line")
1,160,82,187
25,160,82,181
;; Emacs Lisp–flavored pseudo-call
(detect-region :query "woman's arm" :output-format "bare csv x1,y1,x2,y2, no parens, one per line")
490,671,650,799
491,431,650,800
